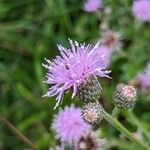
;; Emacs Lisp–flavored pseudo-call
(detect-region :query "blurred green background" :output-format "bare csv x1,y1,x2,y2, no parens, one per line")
0,0,150,149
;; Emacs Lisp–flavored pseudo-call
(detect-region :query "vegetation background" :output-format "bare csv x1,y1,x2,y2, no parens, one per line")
0,0,149,149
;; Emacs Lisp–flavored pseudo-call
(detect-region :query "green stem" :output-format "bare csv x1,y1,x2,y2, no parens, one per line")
112,107,121,118
0,116,37,150
103,111,150,150
127,111,150,142
104,139,133,150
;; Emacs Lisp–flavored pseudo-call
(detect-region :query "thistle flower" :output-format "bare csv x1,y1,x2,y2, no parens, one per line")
100,30,122,51
138,64,150,91
82,102,104,125
75,130,106,150
95,45,112,66
52,105,90,144
43,39,110,108
132,0,150,22
84,0,103,12
113,84,137,109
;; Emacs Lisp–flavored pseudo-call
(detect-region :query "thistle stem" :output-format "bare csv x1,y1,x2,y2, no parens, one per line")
112,107,121,118
103,111,150,150
127,111,150,142
0,116,37,150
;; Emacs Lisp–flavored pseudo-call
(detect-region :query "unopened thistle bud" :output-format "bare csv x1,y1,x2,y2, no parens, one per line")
113,84,137,109
82,102,104,125
77,77,102,103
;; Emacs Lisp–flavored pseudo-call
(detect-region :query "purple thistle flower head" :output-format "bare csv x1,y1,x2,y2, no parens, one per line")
138,64,150,91
52,105,90,145
132,0,150,22
95,45,111,66
84,0,103,12
43,39,110,108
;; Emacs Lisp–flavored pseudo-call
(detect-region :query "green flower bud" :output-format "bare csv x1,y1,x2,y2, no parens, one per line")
82,102,104,125
77,77,102,103
113,84,137,109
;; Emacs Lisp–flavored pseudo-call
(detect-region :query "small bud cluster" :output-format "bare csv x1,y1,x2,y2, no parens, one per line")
113,84,137,109
77,77,104,126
